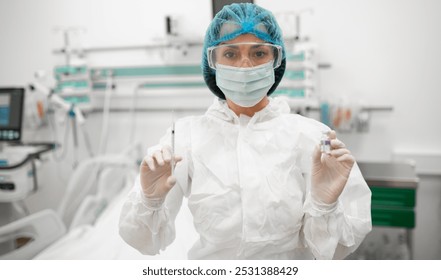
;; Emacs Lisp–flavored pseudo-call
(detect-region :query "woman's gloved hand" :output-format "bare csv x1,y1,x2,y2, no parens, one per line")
311,130,355,205
140,145,182,203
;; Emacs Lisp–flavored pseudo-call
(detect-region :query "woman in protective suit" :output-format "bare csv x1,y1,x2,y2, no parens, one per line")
119,3,372,260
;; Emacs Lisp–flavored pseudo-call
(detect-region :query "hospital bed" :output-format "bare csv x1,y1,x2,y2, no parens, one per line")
32,142,198,260
0,142,146,259
34,183,198,260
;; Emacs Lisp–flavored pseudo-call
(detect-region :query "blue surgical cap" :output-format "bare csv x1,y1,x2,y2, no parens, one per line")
202,3,286,100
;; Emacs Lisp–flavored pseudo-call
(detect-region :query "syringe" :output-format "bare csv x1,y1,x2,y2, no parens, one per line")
171,112,175,176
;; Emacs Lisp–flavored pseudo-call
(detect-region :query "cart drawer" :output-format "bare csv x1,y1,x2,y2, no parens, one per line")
370,186,416,208
371,206,415,228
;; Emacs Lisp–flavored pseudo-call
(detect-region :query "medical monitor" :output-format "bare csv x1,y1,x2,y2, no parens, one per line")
0,88,24,142
212,0,254,18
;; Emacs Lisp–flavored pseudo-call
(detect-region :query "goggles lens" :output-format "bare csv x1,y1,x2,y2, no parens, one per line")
208,43,282,70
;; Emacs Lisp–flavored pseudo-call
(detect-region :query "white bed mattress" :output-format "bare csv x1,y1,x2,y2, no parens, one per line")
34,187,198,260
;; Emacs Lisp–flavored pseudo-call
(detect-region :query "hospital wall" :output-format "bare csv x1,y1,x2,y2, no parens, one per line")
0,0,440,259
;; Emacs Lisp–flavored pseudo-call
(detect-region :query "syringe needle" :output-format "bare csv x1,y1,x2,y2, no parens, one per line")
171,111,175,176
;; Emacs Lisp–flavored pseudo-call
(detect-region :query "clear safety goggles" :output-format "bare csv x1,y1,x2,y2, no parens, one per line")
207,42,282,70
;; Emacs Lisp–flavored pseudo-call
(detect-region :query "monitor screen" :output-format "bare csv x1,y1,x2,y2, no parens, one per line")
212,0,254,18
0,88,24,142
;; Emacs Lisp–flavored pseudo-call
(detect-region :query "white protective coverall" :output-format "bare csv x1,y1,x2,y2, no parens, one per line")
119,97,372,260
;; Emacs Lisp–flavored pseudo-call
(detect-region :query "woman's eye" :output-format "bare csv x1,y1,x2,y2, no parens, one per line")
255,51,266,58
224,51,237,59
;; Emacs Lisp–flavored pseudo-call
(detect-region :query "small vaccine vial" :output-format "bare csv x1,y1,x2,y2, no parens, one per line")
320,131,331,154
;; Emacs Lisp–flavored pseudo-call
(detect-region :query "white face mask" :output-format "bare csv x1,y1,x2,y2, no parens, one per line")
215,61,275,107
